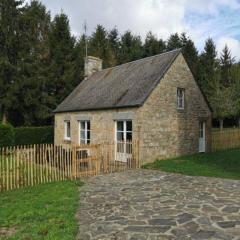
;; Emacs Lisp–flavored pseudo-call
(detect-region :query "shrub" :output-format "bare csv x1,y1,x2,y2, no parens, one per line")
0,124,15,147
15,126,54,145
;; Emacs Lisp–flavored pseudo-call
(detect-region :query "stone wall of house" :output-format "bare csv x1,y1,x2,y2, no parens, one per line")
54,108,139,147
136,53,212,164
54,52,211,165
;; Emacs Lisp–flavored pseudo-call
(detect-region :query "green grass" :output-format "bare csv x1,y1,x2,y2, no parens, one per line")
142,149,240,180
0,180,83,240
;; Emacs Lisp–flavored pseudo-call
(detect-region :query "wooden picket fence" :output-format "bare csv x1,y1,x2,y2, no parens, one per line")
0,141,139,192
212,128,240,152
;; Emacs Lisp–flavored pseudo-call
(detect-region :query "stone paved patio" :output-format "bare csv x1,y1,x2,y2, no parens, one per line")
76,170,240,240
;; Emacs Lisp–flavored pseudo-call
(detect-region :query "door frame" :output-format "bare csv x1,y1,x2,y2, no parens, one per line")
199,121,206,153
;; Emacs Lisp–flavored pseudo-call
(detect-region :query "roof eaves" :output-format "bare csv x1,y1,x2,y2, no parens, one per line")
53,104,142,114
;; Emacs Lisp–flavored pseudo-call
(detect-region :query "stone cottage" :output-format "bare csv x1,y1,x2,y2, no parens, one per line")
54,49,212,165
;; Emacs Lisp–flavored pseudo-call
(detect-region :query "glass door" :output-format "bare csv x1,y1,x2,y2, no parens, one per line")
115,120,132,162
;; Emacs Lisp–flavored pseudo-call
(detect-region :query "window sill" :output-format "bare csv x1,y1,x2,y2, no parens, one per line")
63,139,71,144
177,108,185,112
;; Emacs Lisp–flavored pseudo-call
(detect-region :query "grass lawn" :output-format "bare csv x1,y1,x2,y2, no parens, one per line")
142,149,240,180
0,180,83,240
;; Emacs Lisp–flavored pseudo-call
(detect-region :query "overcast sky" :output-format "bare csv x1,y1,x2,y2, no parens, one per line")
27,0,240,59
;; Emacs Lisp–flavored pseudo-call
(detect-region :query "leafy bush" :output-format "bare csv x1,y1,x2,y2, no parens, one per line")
15,126,54,145
0,124,15,147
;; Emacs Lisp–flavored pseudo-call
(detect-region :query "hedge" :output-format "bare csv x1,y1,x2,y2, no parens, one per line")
15,126,54,145
0,124,15,147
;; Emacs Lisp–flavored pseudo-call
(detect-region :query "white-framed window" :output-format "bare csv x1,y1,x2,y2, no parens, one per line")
64,120,71,140
115,120,132,156
116,120,132,142
177,88,185,109
79,121,90,144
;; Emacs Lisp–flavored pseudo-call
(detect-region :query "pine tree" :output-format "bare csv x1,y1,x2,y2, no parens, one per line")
166,33,182,50
7,0,52,126
108,27,120,66
198,38,218,98
220,45,235,87
48,12,76,109
73,34,87,84
0,0,23,123
89,25,113,68
118,31,143,64
180,33,198,76
143,32,166,57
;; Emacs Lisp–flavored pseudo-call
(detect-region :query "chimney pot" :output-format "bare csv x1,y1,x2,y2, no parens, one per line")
84,56,102,78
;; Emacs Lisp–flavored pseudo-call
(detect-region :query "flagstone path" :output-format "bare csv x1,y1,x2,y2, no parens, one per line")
76,170,240,240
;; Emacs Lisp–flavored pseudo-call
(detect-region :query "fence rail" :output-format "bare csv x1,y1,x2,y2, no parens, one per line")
212,129,240,152
0,141,139,192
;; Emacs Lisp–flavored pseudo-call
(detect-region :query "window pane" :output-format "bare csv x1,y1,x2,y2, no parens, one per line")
117,132,124,141
80,139,85,144
126,132,132,141
87,121,90,130
87,130,90,140
199,122,203,138
67,123,70,137
177,88,185,109
126,121,132,132
66,121,70,138
80,121,85,131
126,142,131,154
178,89,182,97
80,130,85,140
117,121,124,131
117,142,124,153
179,98,183,108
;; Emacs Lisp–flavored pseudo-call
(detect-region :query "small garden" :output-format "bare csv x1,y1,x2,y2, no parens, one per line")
143,149,240,180
0,181,82,240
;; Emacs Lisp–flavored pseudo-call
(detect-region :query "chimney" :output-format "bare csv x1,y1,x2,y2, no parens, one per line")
84,56,102,78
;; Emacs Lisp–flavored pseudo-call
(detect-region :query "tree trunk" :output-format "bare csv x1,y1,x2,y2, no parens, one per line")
219,118,224,131
2,112,7,124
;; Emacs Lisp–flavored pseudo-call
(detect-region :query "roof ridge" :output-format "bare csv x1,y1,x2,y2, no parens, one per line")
96,48,182,74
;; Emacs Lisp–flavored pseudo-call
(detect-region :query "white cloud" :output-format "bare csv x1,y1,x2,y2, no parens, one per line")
185,0,240,15
24,0,240,59
216,37,240,60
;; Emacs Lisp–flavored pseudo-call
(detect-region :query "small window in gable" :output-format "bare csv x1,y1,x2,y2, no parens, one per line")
64,120,71,140
177,88,185,109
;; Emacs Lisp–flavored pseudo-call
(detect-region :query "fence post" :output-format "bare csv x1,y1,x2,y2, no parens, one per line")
71,145,76,180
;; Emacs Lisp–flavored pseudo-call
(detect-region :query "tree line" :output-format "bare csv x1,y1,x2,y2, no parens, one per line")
1,0,240,129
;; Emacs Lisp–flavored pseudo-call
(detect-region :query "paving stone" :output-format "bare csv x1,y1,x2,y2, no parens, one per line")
76,170,240,239
197,216,212,225
129,234,148,240
148,218,176,226
222,206,239,213
177,213,194,224
190,230,215,239
124,225,171,233
217,221,239,228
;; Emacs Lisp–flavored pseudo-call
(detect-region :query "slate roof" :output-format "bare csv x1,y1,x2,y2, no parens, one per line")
54,49,182,113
